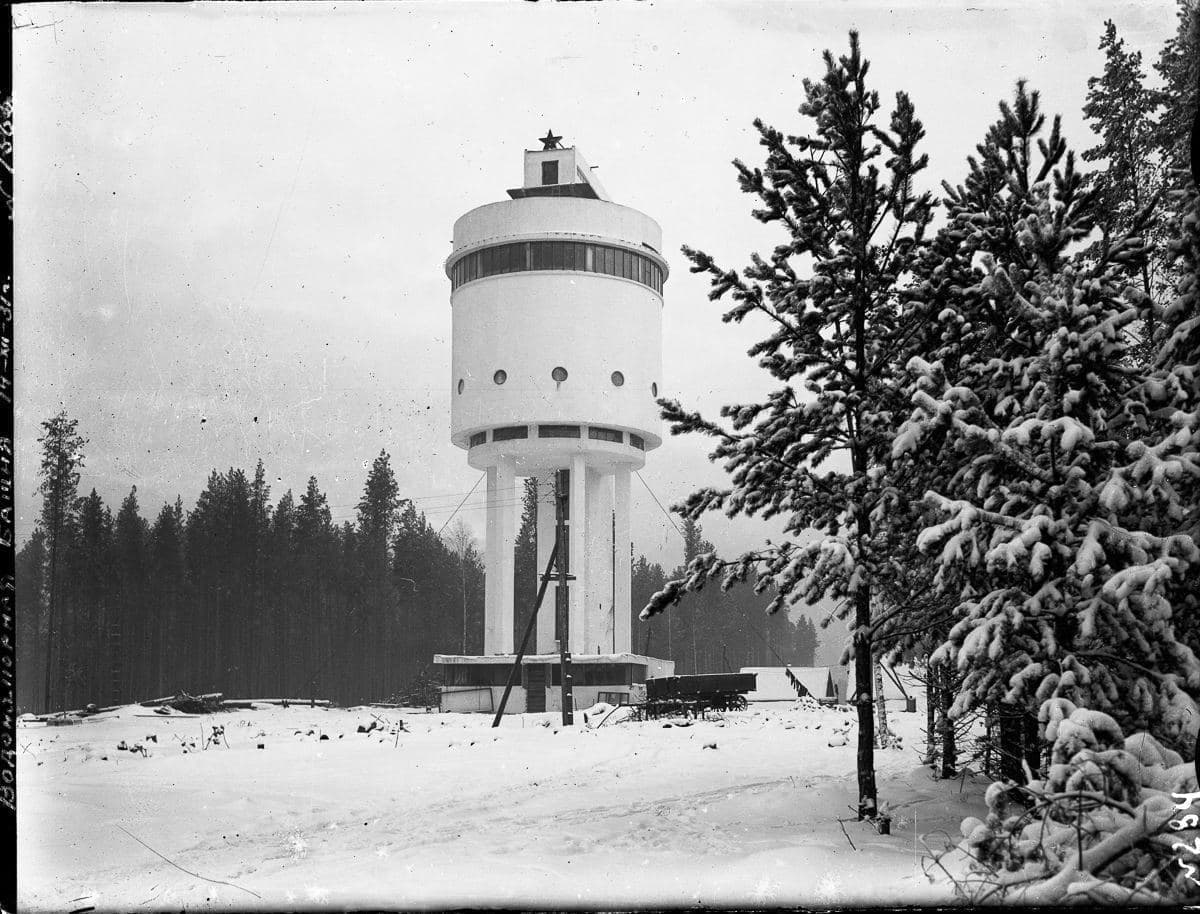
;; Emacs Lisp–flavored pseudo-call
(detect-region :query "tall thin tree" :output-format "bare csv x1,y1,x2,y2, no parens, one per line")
36,411,86,711
444,519,475,654
644,33,933,819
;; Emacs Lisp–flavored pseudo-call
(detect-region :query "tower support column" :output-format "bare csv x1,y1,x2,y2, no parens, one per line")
613,467,632,654
569,455,587,654
584,468,614,654
484,458,516,654
536,472,557,654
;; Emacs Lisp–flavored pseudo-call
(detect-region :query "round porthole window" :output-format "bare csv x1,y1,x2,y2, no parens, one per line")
493,369,507,385
611,371,625,387
457,379,465,394
552,366,568,383
652,382,659,397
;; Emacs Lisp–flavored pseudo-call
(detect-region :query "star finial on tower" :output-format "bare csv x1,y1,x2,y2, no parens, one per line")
539,129,563,151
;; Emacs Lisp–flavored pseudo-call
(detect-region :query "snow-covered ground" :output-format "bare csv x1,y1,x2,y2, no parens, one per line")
18,688,986,909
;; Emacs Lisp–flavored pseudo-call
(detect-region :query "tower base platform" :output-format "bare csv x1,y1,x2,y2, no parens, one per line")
432,652,675,715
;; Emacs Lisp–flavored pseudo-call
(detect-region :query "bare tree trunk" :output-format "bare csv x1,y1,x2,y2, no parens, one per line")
923,657,937,767
938,661,957,779
984,711,993,778
43,527,61,712
853,587,877,819
998,702,1023,783
666,611,672,667
691,616,698,674
874,660,892,749
1023,709,1042,780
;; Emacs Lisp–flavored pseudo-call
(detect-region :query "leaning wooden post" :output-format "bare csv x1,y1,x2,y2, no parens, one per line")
491,541,559,727
556,468,575,727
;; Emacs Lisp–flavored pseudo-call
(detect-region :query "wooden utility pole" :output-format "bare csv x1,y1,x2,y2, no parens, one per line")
556,469,574,725
491,540,559,726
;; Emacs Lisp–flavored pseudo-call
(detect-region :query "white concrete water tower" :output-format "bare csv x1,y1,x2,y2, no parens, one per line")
435,134,672,712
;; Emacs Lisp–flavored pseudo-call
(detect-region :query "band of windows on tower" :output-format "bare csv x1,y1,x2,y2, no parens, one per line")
466,424,645,450
450,240,665,294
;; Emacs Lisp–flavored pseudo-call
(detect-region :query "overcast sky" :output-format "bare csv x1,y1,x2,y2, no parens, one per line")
13,0,1176,659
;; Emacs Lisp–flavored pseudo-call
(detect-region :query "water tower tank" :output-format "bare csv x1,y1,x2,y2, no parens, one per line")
446,135,667,656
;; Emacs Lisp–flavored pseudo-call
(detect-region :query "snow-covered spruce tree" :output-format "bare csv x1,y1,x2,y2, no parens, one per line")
1148,0,1200,313
1118,0,1200,659
892,84,1079,778
954,702,1200,903
895,84,1199,762
1154,0,1199,184
642,32,934,819
1082,19,1168,320
1102,41,1200,684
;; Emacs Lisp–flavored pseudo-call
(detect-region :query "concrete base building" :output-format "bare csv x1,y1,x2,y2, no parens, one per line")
434,135,674,711
435,652,675,714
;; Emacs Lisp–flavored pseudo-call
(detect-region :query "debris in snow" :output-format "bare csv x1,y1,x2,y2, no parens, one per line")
580,701,621,726
26,703,120,723
703,742,718,750
141,692,224,715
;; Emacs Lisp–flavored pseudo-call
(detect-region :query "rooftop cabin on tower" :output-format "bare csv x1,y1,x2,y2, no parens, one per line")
435,137,674,714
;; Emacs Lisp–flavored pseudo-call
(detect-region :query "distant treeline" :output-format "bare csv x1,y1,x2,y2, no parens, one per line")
626,524,819,674
18,428,491,713
18,414,818,713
